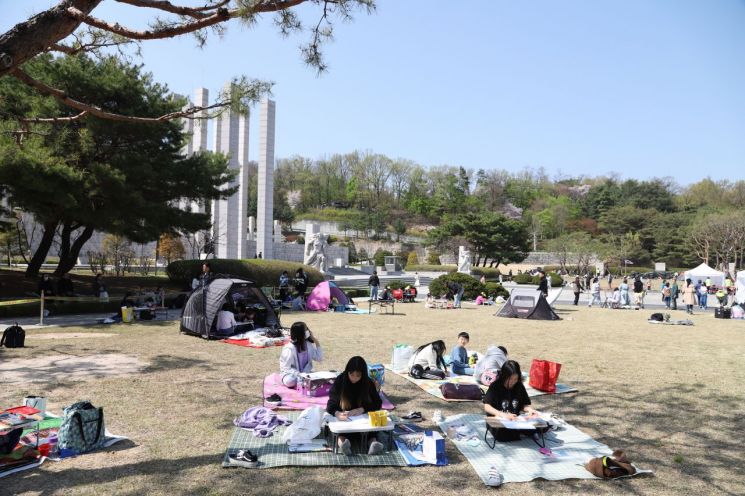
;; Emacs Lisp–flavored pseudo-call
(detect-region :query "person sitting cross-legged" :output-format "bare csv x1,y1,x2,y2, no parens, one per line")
326,356,385,456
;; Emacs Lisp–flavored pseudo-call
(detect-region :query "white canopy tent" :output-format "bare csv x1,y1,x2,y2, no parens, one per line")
684,263,725,287
736,271,745,304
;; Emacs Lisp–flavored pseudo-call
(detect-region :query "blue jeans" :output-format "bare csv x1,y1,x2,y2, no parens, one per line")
452,364,474,375
370,286,379,300
454,288,464,308
700,293,708,309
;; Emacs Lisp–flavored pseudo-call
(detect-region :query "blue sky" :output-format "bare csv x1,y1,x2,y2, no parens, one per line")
3,0,745,184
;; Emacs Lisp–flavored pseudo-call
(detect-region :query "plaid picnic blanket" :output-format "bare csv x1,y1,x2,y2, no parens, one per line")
222,411,406,468
439,413,652,484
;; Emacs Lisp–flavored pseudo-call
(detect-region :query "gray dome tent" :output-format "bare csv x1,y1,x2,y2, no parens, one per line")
495,288,560,320
180,276,281,338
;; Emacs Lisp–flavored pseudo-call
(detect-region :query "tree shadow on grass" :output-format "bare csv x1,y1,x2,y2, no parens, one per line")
142,354,216,374
534,381,745,495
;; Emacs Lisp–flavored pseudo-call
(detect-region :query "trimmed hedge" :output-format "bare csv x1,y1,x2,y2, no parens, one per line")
514,272,564,287
470,267,501,279
427,273,509,300
166,259,324,288
405,264,456,273
384,280,407,290
483,282,510,299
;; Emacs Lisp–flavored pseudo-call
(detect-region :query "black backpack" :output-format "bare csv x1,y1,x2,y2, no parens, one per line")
1,324,25,348
649,313,665,322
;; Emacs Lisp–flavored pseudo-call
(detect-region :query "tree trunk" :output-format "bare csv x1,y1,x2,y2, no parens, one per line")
53,224,94,275
25,219,59,278
55,221,73,272
0,0,102,78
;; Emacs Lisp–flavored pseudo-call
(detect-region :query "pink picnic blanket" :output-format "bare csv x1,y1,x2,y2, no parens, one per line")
222,337,290,348
262,373,395,411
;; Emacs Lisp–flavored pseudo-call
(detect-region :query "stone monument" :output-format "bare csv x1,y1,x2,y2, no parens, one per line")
304,223,329,273
211,82,249,259
457,246,472,274
256,98,276,260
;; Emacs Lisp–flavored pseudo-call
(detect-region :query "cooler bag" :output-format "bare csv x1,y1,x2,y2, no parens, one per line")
367,363,385,391
297,371,338,397
529,359,562,393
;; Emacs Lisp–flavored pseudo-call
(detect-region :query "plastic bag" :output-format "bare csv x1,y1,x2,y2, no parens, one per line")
391,345,413,371
282,406,323,444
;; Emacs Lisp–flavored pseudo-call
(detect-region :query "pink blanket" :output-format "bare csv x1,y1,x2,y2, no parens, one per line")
262,373,395,411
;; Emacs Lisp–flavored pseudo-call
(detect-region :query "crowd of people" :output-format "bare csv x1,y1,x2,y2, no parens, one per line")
569,270,740,313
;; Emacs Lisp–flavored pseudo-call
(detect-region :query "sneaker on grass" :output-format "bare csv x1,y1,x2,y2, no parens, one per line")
229,449,258,468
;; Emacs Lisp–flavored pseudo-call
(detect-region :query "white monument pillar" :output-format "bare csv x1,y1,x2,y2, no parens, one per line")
273,220,282,243
248,216,255,241
257,98,276,259
212,83,250,259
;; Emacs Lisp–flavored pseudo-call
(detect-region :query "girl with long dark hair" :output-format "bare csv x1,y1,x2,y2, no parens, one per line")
279,322,323,387
483,360,538,442
326,356,384,456
408,340,448,379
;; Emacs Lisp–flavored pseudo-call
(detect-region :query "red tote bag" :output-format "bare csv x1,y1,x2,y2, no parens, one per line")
529,359,562,393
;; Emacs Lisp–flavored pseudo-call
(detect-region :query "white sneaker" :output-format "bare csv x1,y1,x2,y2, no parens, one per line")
487,465,503,486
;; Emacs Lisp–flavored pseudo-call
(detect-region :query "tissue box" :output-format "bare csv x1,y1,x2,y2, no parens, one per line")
367,363,385,391
297,371,338,397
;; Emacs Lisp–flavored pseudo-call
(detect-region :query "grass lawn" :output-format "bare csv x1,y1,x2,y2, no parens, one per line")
1,303,744,495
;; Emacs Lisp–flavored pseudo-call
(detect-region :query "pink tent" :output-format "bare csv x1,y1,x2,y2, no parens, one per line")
306,281,350,311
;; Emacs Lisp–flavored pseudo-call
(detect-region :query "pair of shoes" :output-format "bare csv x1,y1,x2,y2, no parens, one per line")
265,393,282,406
368,440,384,455
229,449,258,468
340,438,353,456
486,465,503,486
401,411,423,422
432,410,444,423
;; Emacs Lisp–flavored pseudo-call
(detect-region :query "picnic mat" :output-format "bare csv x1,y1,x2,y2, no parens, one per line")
222,411,406,468
222,337,290,348
262,373,395,410
385,365,577,402
647,319,694,326
0,415,129,479
439,413,652,484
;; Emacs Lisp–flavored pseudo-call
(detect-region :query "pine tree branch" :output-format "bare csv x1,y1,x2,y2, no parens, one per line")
114,0,235,19
11,67,233,124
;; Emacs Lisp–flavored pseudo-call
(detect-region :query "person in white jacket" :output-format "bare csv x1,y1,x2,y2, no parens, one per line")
408,340,447,379
473,345,508,385
280,322,323,387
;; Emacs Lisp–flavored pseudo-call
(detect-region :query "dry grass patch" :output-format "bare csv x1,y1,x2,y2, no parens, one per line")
1,306,744,495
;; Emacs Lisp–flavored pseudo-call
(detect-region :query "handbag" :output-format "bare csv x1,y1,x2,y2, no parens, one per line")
585,449,637,478
440,382,483,400
57,401,106,453
529,359,562,393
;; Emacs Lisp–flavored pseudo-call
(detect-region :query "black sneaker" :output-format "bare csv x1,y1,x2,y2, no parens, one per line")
229,449,258,468
401,411,423,422
266,394,282,406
